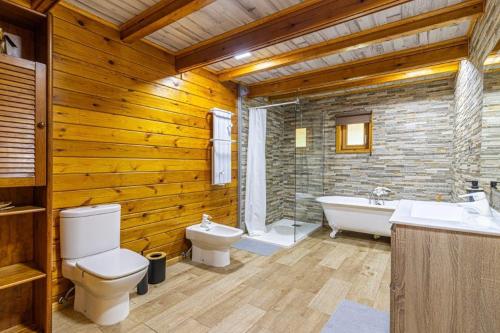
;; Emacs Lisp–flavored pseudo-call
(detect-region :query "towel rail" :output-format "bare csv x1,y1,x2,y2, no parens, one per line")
210,139,237,143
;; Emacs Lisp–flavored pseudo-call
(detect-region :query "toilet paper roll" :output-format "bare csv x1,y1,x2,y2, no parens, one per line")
146,251,166,284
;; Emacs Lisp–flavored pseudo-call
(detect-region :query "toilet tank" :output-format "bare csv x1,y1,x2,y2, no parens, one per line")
60,204,121,259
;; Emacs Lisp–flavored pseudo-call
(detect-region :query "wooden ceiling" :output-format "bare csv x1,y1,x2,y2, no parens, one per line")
55,0,485,97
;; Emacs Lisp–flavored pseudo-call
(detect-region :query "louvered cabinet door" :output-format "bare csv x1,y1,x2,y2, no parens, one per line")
0,54,46,187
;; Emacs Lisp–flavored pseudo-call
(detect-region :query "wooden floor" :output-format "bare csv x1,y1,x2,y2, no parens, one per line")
53,228,391,333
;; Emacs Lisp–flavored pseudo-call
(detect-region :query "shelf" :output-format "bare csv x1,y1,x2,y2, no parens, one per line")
0,323,38,333
0,206,45,217
0,262,46,290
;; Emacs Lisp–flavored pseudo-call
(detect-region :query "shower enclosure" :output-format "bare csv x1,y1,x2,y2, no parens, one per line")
241,98,325,247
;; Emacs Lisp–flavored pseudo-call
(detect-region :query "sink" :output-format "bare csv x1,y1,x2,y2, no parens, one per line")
410,201,465,222
390,199,500,236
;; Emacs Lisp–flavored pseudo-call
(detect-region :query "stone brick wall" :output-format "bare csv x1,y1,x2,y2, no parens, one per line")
287,79,456,205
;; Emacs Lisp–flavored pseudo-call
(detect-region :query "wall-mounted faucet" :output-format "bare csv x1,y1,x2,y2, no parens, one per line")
491,181,498,191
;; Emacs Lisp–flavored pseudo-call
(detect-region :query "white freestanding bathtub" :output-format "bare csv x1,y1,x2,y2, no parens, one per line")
316,196,399,238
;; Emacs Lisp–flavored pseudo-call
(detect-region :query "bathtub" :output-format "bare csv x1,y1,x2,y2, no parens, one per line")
316,196,399,238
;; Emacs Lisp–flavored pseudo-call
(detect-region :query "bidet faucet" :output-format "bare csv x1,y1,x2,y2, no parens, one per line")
201,214,213,230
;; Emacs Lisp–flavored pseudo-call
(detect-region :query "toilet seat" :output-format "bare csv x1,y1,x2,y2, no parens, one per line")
61,248,149,326
76,248,149,280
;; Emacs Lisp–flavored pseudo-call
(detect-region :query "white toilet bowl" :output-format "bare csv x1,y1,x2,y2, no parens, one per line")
186,222,243,267
60,204,149,326
62,248,148,326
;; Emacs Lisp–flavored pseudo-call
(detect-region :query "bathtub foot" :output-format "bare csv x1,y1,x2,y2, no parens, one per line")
330,228,340,238
373,234,381,240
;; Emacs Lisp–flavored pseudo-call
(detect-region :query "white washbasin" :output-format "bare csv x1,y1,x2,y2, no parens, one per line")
410,201,465,222
391,200,500,236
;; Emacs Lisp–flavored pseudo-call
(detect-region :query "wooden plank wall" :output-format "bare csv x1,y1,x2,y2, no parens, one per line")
50,5,238,303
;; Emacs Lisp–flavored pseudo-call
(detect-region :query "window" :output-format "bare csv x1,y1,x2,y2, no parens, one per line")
335,113,372,153
296,128,307,148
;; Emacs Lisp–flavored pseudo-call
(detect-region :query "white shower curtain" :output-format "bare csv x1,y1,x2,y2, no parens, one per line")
244,108,267,236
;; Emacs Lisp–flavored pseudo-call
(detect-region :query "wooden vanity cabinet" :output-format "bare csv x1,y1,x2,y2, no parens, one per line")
390,224,500,333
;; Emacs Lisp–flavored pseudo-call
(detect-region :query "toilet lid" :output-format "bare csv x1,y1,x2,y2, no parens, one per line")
76,248,149,280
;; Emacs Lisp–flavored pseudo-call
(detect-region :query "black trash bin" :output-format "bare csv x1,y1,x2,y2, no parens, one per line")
146,251,166,284
137,270,148,295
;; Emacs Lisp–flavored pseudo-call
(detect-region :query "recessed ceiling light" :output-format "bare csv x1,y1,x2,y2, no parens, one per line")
484,54,500,65
234,52,252,60
405,69,433,78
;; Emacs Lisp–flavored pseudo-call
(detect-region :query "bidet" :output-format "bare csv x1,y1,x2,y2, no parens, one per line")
186,222,243,267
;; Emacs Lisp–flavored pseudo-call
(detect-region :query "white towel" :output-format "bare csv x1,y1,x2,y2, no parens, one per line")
211,108,233,185
213,140,231,185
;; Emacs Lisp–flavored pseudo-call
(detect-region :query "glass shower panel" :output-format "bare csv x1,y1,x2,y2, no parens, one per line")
293,103,325,242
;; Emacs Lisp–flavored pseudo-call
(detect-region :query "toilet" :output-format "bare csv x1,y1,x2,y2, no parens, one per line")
60,204,149,326
186,222,243,267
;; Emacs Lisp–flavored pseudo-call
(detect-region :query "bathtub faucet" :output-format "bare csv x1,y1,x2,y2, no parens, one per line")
369,187,393,205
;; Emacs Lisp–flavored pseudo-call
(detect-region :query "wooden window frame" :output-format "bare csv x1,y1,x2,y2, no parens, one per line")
335,119,372,154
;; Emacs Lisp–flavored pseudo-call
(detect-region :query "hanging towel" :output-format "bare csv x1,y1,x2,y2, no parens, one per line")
244,108,267,236
211,108,233,185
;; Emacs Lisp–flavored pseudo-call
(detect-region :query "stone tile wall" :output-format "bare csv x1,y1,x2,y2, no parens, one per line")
287,79,456,205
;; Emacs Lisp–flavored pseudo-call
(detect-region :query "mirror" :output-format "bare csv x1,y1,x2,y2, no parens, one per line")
482,49,500,210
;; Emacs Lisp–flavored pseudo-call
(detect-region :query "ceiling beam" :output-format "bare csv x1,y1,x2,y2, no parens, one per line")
31,0,60,13
219,0,483,81
120,0,215,43
248,37,468,97
175,0,412,73
271,62,460,100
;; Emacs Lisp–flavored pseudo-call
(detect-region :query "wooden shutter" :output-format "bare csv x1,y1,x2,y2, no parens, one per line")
0,54,46,187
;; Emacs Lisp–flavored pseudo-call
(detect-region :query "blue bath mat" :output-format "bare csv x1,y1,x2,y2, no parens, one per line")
232,238,282,256
321,300,389,333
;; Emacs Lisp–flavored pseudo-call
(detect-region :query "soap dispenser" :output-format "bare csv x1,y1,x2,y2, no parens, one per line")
465,180,483,201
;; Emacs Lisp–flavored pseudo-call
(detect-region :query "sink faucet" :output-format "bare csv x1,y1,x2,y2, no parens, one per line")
369,187,393,205
201,214,213,230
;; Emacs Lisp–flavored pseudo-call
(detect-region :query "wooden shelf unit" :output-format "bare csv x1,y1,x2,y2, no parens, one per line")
0,262,46,290
0,1,52,332
0,206,45,217
1,323,38,333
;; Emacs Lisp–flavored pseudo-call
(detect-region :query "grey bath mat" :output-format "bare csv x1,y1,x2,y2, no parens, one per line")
321,300,389,333
232,238,282,256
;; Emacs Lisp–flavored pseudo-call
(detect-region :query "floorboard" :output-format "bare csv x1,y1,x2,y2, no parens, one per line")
52,228,391,333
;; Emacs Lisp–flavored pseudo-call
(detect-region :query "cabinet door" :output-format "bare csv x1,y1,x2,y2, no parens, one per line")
390,225,405,333
0,54,46,187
